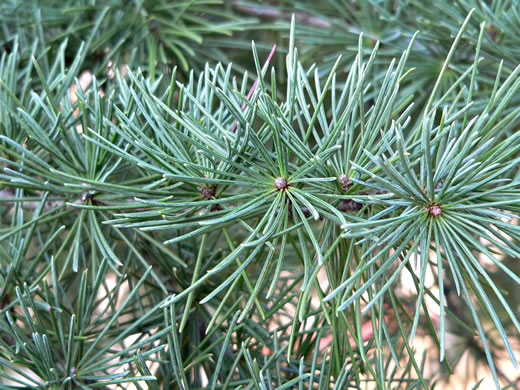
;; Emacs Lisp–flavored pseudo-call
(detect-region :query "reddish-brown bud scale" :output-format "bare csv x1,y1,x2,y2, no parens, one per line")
274,177,288,191
428,203,442,217
198,185,216,199
339,174,349,186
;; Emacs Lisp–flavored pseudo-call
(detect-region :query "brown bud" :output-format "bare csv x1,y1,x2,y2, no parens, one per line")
198,185,216,200
427,203,442,217
339,174,352,192
274,177,288,191
339,174,349,186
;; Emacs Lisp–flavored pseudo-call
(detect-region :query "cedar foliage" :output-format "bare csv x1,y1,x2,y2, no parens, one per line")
1,1,520,389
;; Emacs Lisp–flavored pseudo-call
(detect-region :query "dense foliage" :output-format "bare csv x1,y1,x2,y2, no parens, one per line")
1,1,520,389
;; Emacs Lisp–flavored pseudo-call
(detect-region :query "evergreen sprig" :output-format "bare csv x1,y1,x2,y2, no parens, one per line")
1,2,519,389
